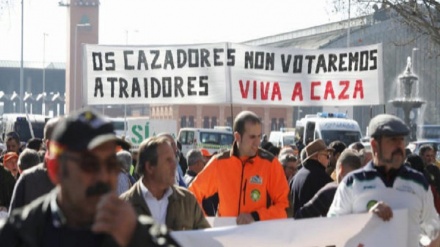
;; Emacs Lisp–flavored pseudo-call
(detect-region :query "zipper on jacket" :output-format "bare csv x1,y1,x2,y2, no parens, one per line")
237,161,246,215
242,179,247,205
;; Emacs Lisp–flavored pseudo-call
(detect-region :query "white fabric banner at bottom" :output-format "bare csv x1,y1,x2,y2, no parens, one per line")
171,209,409,247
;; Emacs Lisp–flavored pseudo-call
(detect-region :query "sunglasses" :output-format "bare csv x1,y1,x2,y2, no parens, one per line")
61,152,121,173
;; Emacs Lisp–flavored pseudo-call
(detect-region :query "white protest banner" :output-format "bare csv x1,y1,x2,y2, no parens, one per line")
229,43,383,106
83,43,231,105
171,209,409,247
206,217,236,228
84,43,383,107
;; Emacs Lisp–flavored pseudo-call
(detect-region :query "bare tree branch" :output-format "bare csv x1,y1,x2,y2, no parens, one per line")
330,0,440,46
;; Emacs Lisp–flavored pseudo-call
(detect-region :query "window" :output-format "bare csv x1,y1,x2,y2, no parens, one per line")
180,116,187,128
211,117,217,128
188,116,194,127
271,118,278,131
200,131,234,146
203,116,210,128
178,130,195,145
278,118,285,129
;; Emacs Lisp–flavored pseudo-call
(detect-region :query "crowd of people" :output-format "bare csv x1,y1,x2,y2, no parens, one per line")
0,108,439,246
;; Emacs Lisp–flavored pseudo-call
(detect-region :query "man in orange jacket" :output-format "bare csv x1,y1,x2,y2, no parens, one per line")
189,111,289,225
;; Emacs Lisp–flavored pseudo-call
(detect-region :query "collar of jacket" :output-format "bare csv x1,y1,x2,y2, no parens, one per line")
303,159,326,171
230,141,258,162
134,181,182,204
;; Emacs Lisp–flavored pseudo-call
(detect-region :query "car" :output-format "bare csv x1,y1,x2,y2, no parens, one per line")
406,140,440,155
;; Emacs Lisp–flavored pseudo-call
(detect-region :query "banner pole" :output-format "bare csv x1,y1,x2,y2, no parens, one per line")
226,42,234,126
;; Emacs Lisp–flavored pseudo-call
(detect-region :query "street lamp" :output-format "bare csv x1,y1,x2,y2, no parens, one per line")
19,0,24,113
42,32,48,116
347,0,351,48
74,23,91,111
123,29,138,136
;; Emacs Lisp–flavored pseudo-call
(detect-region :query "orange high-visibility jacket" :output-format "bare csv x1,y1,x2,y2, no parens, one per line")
189,144,289,221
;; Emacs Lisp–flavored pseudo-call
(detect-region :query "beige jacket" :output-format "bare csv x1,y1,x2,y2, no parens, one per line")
120,181,210,231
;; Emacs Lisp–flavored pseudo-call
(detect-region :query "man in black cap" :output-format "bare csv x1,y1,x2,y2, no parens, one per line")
328,114,439,246
0,108,179,247
325,140,346,176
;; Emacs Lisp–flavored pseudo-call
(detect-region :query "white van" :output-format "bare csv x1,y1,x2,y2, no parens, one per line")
268,131,296,147
178,128,234,157
295,112,362,146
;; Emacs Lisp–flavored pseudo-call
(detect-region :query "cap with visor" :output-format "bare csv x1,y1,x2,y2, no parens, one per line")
368,114,410,138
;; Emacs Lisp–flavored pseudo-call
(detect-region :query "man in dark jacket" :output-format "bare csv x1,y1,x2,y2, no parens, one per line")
295,149,362,219
0,108,179,247
290,139,333,216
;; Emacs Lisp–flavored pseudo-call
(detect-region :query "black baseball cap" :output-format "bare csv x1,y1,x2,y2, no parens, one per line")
368,114,410,138
52,108,122,152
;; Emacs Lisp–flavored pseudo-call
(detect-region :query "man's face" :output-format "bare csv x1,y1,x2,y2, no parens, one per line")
163,135,178,158
147,142,177,189
373,135,405,169
236,122,261,157
59,141,119,224
284,160,298,181
421,149,436,166
6,139,20,153
193,159,206,174
4,157,18,176
317,151,330,167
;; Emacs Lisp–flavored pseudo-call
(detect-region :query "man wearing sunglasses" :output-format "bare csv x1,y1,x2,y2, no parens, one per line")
0,108,179,247
290,139,334,217
295,149,361,219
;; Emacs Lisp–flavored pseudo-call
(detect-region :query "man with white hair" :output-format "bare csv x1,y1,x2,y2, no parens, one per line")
117,150,135,195
184,149,205,186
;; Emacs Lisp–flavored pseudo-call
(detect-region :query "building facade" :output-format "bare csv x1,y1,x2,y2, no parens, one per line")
1,5,439,136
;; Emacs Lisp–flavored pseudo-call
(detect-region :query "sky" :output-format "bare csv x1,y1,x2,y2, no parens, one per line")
0,0,345,63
